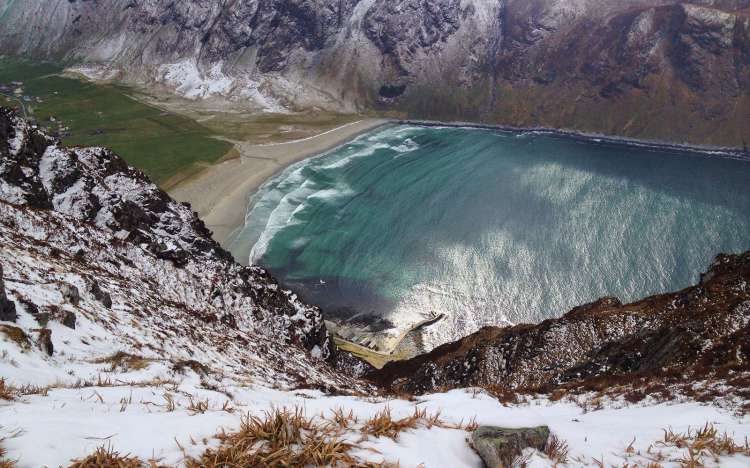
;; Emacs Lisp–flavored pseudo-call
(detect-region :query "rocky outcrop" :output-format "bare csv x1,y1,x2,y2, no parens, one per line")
60,284,80,306
0,107,365,392
0,107,332,356
0,263,16,322
0,1,749,145
471,426,550,468
370,251,750,398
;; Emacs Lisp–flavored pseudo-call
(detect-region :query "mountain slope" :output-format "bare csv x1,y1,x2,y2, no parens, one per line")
1,0,750,145
0,106,364,391
370,252,750,409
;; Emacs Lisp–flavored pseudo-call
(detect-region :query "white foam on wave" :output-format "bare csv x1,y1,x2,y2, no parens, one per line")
249,173,357,262
393,138,419,155
320,143,391,170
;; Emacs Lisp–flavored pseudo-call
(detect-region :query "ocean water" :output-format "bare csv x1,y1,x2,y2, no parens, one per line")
228,125,750,350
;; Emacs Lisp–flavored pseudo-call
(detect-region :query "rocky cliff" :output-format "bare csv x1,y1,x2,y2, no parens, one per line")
1,0,750,146
0,106,364,391
370,251,750,409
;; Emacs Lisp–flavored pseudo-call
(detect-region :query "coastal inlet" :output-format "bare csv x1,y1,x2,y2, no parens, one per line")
228,125,750,365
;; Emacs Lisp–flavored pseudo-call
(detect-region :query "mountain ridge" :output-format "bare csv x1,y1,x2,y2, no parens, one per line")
1,0,749,146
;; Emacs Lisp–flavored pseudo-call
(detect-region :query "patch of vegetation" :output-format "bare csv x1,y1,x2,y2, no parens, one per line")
185,407,400,468
0,378,15,401
0,57,232,184
171,359,210,376
92,352,151,373
361,406,448,441
544,434,570,466
69,445,143,468
0,325,30,350
0,444,15,468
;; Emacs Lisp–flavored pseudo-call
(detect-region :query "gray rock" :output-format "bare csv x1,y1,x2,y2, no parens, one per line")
89,281,112,309
37,328,53,356
471,426,550,468
61,310,76,329
0,263,17,322
34,312,50,327
60,283,80,306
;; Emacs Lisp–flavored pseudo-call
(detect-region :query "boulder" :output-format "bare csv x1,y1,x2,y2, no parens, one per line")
61,311,76,329
0,263,17,322
60,283,80,305
471,426,550,468
89,281,112,308
37,328,53,356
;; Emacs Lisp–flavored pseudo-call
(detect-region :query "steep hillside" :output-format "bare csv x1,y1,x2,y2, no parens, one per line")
1,0,750,145
0,106,365,391
371,251,750,410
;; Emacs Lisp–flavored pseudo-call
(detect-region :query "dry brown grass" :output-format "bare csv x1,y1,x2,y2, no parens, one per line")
655,423,750,467
0,378,49,401
0,443,16,468
68,445,143,468
186,407,395,468
544,434,570,466
93,352,151,373
361,406,451,441
0,379,14,401
171,360,210,376
328,407,359,430
186,397,209,415
0,326,30,350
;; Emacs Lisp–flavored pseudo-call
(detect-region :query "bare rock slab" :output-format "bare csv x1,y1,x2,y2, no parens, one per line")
0,263,17,322
471,426,550,468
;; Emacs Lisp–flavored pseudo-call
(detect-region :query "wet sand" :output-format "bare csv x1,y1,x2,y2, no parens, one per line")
169,119,390,249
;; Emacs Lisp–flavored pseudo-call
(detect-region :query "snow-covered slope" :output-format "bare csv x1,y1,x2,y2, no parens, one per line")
0,106,362,391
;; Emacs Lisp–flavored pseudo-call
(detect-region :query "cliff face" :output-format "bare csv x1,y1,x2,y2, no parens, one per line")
369,251,750,406
1,0,749,146
0,107,364,391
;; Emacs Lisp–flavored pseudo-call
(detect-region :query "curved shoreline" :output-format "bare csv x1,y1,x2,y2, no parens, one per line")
170,116,748,261
401,119,750,160
168,118,391,255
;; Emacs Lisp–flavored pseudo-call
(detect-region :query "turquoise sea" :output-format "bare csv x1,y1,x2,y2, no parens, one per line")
228,125,750,349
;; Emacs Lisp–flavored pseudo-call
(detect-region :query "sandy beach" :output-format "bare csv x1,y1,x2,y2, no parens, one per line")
169,118,390,251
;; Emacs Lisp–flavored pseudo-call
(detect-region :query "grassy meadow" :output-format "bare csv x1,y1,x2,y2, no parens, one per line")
0,57,232,184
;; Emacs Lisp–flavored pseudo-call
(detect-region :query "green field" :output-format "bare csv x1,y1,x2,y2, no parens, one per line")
0,57,232,184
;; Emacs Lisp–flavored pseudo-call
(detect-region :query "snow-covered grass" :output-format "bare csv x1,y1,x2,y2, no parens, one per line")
1,377,749,467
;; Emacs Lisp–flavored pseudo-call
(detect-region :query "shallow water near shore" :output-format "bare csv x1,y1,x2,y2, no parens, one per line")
229,124,750,351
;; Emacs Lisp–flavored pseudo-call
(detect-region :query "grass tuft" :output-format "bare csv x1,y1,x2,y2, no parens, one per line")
186,407,393,468
0,379,15,401
0,326,30,350
544,433,570,465
0,443,16,468
656,423,750,466
68,445,143,468
93,352,151,373
361,406,447,441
